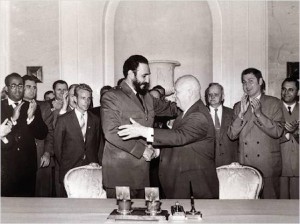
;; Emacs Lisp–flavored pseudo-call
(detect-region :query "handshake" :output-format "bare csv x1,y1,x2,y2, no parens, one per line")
143,145,160,162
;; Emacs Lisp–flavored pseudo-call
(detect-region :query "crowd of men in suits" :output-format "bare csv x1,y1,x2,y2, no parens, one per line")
1,55,299,199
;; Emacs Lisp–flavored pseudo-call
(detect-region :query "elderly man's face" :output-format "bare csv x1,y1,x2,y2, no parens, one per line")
6,77,24,102
174,83,189,111
207,85,223,108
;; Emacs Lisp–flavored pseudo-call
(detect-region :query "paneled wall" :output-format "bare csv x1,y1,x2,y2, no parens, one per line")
0,1,298,107
114,1,213,95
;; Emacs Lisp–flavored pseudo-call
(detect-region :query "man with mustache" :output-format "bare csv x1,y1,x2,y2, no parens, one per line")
101,55,179,198
228,68,284,199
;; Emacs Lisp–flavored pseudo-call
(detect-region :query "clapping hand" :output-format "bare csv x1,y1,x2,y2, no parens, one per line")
61,91,69,111
239,94,249,119
27,100,37,120
285,120,299,133
250,98,262,117
0,118,13,138
52,99,63,110
11,102,25,122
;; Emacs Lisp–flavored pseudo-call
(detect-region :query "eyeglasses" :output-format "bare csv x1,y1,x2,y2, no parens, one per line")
8,84,24,90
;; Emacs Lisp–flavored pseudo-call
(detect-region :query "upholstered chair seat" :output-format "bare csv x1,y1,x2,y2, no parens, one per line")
217,162,263,199
64,163,107,198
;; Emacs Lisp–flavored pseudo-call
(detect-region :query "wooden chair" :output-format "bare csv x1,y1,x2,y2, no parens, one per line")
216,162,263,199
64,163,107,198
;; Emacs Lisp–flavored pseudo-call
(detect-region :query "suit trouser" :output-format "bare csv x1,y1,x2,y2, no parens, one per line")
2,172,36,197
35,166,53,197
280,176,299,199
261,177,280,199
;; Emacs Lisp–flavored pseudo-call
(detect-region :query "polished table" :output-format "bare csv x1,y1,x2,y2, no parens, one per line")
1,197,299,223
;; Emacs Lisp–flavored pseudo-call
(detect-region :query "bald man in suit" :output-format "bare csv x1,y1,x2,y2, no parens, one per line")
118,75,219,199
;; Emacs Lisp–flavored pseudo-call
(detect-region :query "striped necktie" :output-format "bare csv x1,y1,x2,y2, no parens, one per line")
80,113,86,141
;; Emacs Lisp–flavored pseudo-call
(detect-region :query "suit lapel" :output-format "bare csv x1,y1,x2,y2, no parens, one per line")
173,99,202,129
120,81,145,111
85,112,93,143
220,107,229,139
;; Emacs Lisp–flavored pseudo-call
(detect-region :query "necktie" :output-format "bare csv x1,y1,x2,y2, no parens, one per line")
136,93,144,110
288,106,292,115
214,108,221,130
80,113,86,141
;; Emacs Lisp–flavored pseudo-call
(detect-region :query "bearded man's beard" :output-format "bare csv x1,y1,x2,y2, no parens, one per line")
133,79,149,95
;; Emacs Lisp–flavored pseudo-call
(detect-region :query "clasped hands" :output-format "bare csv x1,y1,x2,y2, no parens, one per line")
118,118,159,162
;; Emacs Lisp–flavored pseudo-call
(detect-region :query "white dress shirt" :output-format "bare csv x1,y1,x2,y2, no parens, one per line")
209,105,223,126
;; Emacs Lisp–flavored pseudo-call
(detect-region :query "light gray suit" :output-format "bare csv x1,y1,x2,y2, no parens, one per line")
228,94,284,199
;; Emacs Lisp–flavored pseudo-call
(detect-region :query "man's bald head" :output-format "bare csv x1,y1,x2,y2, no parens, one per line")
175,75,201,111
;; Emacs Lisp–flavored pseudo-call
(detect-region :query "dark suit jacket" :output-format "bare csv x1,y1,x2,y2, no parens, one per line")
36,100,54,160
89,106,105,165
214,106,238,167
1,99,48,195
54,110,100,182
101,81,178,189
228,94,284,177
154,99,219,199
280,102,299,177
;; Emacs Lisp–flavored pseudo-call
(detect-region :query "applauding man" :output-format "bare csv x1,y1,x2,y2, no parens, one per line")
1,73,48,196
228,68,284,199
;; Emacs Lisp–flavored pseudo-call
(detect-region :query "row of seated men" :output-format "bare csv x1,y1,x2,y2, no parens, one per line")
1,55,298,199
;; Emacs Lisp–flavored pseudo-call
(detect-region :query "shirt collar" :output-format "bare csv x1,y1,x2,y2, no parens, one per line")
74,108,86,117
283,102,296,111
7,97,22,106
250,94,261,101
209,105,222,112
124,80,137,95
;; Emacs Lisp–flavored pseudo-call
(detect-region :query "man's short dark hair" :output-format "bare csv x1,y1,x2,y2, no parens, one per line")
152,85,166,97
44,90,54,99
52,80,68,90
282,77,299,91
5,73,22,86
100,85,112,96
74,83,93,97
241,68,266,93
123,55,148,78
22,75,38,84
